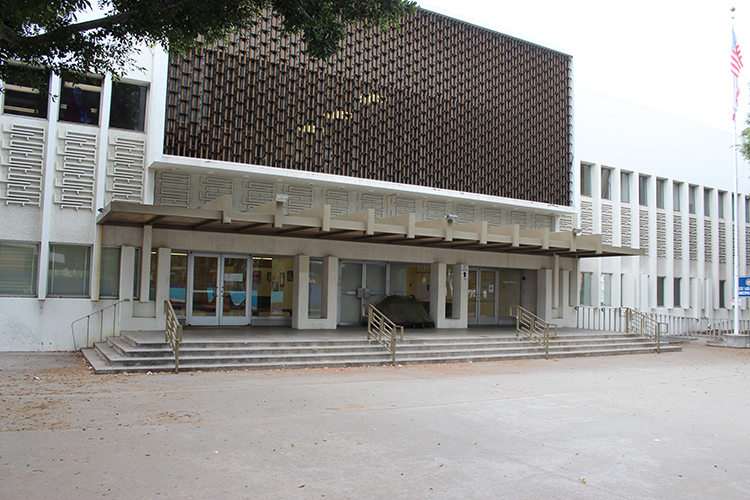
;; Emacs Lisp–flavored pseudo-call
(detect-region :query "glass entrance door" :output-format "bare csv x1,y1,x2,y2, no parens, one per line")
188,254,250,326
339,261,388,325
468,268,498,325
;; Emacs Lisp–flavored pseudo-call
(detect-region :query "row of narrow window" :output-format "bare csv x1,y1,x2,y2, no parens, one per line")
1,65,148,132
579,272,729,309
580,163,741,218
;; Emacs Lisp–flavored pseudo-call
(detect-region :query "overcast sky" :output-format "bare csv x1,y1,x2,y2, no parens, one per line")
421,0,750,132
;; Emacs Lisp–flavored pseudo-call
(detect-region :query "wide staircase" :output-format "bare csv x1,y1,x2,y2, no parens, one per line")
82,327,680,374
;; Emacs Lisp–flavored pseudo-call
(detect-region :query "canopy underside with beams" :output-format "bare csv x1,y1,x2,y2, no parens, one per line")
97,197,642,258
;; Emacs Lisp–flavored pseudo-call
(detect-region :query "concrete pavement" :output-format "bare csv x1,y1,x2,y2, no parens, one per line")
1,342,748,499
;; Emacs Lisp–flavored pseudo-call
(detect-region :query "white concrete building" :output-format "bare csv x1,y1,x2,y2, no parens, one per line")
575,89,750,322
0,10,743,352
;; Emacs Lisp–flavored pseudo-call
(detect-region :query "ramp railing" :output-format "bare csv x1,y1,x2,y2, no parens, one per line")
165,300,183,373
364,304,403,365
71,299,130,350
511,305,557,359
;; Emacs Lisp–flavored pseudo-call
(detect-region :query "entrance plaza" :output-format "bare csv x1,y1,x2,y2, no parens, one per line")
1,342,748,499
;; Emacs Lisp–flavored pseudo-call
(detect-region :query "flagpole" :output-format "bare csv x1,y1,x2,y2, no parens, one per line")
732,7,741,337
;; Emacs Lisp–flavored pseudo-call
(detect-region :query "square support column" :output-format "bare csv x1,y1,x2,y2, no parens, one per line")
433,263,468,328
292,255,337,329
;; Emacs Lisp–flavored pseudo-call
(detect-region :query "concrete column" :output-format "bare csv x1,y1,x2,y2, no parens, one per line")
292,255,309,329
139,225,152,303
537,269,553,321
429,263,445,325
37,72,62,301
639,274,649,311
119,246,136,325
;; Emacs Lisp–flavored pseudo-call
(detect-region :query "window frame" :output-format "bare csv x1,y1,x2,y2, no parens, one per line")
656,276,666,307
58,77,103,126
109,81,149,132
689,185,697,214
704,188,711,217
600,273,612,306
580,272,593,306
656,178,666,209
601,167,612,200
639,175,649,206
99,246,121,299
621,171,631,203
1,64,50,119
580,163,592,197
0,241,39,296
47,244,92,298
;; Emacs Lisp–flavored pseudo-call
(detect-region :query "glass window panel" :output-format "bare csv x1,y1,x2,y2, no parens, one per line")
252,256,294,317
99,247,120,298
59,77,102,125
689,186,697,214
656,179,665,209
2,65,49,118
674,278,682,308
657,276,665,307
133,248,140,299
149,251,157,301
0,242,38,295
580,272,593,306
639,175,649,206
621,172,631,203
580,163,592,196
170,252,188,317
704,188,711,216
110,82,148,131
601,167,612,199
445,266,454,318
600,273,612,306
308,259,323,319
673,183,681,211
718,191,725,219
48,245,90,297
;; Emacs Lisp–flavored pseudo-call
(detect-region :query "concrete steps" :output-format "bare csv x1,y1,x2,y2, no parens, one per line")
81,330,680,374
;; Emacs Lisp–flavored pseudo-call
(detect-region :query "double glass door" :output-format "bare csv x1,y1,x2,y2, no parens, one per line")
339,261,388,325
188,254,250,326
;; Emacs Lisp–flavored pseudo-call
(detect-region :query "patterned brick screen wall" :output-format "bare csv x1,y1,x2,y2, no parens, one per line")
164,10,573,205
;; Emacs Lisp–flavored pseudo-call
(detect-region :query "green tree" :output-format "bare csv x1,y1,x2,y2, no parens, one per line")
0,0,417,84
741,123,750,164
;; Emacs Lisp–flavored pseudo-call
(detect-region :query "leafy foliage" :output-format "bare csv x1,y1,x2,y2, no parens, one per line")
741,122,750,164
0,0,417,84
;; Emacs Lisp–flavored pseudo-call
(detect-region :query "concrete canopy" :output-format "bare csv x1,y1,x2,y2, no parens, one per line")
97,197,642,258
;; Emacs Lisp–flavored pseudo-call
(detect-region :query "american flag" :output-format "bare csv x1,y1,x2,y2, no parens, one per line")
732,27,743,120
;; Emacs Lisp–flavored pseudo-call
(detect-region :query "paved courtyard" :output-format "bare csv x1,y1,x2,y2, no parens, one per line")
1,341,749,499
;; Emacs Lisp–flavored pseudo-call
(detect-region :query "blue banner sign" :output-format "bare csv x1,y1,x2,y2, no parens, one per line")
739,277,750,297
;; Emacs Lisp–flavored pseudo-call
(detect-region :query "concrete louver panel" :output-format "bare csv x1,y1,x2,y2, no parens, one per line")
97,201,638,258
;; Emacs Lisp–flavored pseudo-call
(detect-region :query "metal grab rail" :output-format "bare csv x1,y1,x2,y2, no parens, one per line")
364,303,403,366
71,299,130,350
511,305,557,359
165,300,183,373
620,307,665,353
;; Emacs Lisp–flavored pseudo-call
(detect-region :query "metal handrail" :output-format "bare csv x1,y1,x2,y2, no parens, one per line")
620,307,664,353
70,298,130,350
364,303,403,366
165,300,183,373
511,305,557,359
